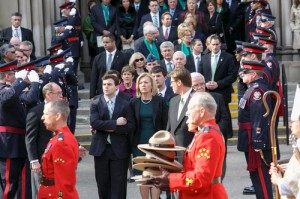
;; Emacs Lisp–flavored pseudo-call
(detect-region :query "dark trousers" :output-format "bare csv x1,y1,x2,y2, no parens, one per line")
244,150,273,199
68,107,77,134
94,145,128,199
225,103,233,139
0,158,27,199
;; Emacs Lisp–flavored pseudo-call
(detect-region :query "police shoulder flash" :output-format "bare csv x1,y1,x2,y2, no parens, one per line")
252,91,262,101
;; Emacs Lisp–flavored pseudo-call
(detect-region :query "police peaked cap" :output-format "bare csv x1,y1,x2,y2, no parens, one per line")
241,42,266,55
0,60,18,72
241,60,265,71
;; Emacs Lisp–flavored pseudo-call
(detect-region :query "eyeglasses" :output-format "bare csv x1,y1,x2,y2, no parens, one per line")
50,91,63,95
192,82,205,87
170,80,178,84
135,58,144,62
9,51,15,54
20,48,30,51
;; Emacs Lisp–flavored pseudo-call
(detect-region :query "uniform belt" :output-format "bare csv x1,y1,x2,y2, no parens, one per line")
40,176,55,186
0,126,26,134
67,37,79,42
211,177,221,184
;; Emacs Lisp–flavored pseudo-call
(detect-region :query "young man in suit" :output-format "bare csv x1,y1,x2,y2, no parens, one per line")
25,82,63,198
186,39,203,73
89,74,135,199
91,0,117,53
151,66,176,103
90,34,129,98
199,34,237,138
159,41,175,74
1,12,36,57
158,12,178,43
138,0,161,37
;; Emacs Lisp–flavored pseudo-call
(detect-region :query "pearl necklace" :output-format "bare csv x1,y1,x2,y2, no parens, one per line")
141,98,152,104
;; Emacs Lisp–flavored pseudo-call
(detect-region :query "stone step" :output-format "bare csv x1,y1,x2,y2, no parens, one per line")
77,107,90,115
76,115,90,125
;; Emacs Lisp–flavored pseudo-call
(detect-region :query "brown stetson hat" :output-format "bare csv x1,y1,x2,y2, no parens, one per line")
133,154,183,171
138,130,186,151
133,162,182,172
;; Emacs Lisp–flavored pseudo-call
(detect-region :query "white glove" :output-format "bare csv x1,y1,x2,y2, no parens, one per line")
69,8,76,16
65,57,74,63
15,70,28,80
80,41,84,47
57,49,64,54
43,65,52,74
65,25,73,30
55,63,65,69
28,70,40,83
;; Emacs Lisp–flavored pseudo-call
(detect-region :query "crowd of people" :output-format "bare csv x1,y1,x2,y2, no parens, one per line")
0,0,300,198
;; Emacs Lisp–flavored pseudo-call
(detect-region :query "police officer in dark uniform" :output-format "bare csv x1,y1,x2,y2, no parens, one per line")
59,2,83,76
0,60,40,199
245,0,270,42
49,50,78,134
235,40,247,101
237,60,273,199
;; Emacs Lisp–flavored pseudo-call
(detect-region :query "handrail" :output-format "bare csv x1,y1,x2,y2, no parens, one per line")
281,64,289,145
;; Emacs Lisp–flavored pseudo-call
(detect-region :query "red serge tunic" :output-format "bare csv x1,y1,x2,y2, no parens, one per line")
38,126,79,199
169,120,228,199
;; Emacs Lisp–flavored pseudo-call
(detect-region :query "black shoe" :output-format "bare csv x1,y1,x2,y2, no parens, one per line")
243,185,255,195
78,85,85,90
127,178,135,183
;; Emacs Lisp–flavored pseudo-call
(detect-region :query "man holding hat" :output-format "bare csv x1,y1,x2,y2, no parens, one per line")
237,60,273,199
152,92,228,198
270,84,300,198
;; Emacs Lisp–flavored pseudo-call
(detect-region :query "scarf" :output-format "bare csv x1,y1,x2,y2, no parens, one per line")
144,39,160,59
101,3,110,26
181,43,192,56
159,3,168,12
178,0,186,10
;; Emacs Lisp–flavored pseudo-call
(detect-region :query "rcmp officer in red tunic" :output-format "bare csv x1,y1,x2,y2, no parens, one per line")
152,92,228,199
237,60,273,199
38,99,79,199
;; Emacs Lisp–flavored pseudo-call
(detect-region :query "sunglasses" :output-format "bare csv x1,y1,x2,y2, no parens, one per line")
135,58,144,62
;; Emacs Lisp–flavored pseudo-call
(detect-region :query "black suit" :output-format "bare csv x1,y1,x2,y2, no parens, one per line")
167,90,194,164
2,26,35,56
163,8,182,27
157,26,178,43
89,94,135,199
90,50,129,98
199,51,237,104
138,13,162,37
130,96,168,147
25,103,53,163
164,87,176,103
200,51,237,138
25,102,53,198
133,3,149,39
186,54,202,73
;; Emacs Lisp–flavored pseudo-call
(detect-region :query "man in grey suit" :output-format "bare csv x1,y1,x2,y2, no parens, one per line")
167,68,194,157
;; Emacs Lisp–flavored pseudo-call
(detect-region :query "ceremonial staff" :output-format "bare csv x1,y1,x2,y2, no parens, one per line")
263,91,281,199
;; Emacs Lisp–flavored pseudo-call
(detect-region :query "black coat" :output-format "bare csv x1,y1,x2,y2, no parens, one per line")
90,50,129,98
130,96,168,147
116,6,138,38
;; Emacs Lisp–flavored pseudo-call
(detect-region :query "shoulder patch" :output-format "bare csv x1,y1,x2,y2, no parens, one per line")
252,91,262,101
57,132,64,141
197,148,210,159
